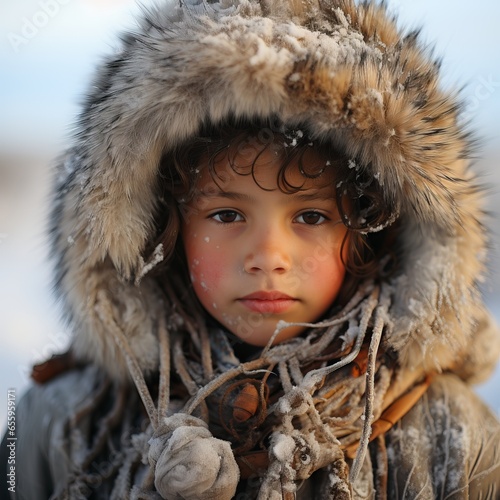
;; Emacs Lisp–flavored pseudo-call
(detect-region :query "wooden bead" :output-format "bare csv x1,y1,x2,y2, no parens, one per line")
232,383,260,423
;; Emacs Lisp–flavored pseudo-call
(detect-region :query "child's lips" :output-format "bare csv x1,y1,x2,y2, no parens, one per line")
238,291,298,314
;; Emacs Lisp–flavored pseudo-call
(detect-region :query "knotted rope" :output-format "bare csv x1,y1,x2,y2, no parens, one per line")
59,280,400,499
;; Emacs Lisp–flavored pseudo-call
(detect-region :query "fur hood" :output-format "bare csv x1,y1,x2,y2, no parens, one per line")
51,0,499,381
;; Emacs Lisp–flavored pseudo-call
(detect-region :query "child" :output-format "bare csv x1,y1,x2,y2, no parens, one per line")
3,0,500,498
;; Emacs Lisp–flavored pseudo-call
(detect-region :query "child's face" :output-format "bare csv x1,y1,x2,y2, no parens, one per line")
181,144,348,346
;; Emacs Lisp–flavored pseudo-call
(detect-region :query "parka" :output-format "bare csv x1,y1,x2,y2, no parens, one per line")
2,0,500,498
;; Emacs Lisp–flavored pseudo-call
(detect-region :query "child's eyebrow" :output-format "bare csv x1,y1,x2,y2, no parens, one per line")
198,190,253,201
198,189,334,202
294,191,334,201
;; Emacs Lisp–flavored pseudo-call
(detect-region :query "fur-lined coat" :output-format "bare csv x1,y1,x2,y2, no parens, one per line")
3,0,500,498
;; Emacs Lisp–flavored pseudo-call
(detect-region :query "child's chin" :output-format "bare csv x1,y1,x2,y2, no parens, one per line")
230,324,305,347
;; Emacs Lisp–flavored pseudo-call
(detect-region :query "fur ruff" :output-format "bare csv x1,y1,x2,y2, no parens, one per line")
49,0,498,382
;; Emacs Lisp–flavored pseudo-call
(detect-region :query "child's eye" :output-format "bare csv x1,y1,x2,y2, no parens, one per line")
295,211,328,225
210,210,243,223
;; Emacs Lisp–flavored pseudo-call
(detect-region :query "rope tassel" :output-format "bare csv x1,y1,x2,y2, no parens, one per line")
87,281,412,499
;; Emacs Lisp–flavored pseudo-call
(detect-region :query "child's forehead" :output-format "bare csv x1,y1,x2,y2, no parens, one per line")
193,139,337,193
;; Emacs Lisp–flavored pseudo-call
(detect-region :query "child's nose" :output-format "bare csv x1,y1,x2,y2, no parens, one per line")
243,228,291,275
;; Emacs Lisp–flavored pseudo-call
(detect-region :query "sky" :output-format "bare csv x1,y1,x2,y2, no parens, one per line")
1,0,499,428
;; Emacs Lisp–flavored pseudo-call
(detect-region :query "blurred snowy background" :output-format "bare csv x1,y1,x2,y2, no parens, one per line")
1,0,499,429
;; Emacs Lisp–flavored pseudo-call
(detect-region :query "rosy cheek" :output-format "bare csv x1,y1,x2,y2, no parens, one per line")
188,245,224,293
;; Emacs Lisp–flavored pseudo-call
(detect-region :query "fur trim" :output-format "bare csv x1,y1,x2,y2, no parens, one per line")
50,0,497,380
